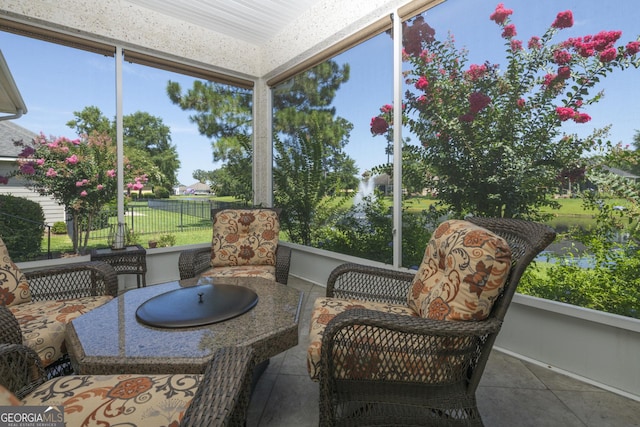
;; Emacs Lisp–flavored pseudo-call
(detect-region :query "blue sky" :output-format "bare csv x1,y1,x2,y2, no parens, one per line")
2,0,639,184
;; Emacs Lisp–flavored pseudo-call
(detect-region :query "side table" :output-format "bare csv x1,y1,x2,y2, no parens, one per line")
90,244,147,288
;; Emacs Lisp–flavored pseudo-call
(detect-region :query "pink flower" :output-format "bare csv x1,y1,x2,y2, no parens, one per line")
599,47,617,62
76,181,84,187
528,36,541,49
552,10,573,29
415,75,429,90
65,154,78,164
490,3,513,25
543,73,557,87
36,158,45,166
553,50,572,65
465,64,487,81
19,163,35,175
107,169,116,178
80,190,88,197
502,24,517,39
459,113,475,123
127,183,133,189
510,39,523,51
557,66,571,80
380,104,393,113
516,98,526,109
19,146,35,157
97,184,104,190
132,183,144,191
468,92,491,114
46,168,57,178
626,41,640,56
556,107,576,121
370,116,389,135
574,113,591,123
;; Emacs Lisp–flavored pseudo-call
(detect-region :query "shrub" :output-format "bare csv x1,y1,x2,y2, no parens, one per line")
154,187,171,199
52,221,67,234
0,195,45,261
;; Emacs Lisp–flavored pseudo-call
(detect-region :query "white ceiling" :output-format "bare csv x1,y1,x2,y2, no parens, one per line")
124,0,322,46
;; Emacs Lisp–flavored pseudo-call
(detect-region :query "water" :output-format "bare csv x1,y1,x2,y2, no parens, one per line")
353,177,376,208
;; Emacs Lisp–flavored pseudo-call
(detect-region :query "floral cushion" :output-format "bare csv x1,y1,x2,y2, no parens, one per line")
0,237,31,307
201,265,276,282
18,373,201,426
0,385,21,406
407,220,512,321
10,295,113,368
211,209,279,268
307,296,417,381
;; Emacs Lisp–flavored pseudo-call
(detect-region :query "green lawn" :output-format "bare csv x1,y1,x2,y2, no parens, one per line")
42,196,627,255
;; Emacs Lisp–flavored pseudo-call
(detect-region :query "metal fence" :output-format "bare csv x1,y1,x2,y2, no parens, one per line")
93,199,247,239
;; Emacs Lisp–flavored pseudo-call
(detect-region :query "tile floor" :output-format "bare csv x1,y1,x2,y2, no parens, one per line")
247,277,640,427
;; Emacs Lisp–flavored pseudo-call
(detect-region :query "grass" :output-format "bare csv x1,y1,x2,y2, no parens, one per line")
41,195,628,255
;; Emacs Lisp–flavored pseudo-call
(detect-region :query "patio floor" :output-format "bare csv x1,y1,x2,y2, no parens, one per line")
247,277,640,427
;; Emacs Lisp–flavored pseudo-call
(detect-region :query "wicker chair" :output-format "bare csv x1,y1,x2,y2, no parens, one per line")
0,261,118,377
178,207,291,285
312,217,556,426
0,342,254,427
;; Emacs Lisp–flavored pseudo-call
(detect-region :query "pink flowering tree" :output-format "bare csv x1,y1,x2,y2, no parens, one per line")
2,132,147,254
370,4,640,219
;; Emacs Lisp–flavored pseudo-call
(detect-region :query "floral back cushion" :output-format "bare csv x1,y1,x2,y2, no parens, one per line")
0,237,31,306
407,220,512,321
211,209,280,267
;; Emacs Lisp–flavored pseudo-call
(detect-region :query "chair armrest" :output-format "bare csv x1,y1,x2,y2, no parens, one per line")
0,343,46,400
180,346,255,427
326,263,416,305
0,305,22,346
275,245,291,285
320,308,502,383
178,247,212,280
24,261,118,301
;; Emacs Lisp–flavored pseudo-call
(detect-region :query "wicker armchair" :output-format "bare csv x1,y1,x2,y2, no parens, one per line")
312,217,555,426
0,342,254,427
0,261,118,377
178,208,291,285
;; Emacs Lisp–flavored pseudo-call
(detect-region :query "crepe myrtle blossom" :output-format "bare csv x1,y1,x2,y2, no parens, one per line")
369,3,640,219
0,132,148,254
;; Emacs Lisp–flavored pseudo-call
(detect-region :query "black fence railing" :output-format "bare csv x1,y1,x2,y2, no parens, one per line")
91,199,247,240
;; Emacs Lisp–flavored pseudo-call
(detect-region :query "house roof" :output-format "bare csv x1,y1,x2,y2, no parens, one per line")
602,165,639,179
187,182,211,191
0,120,36,158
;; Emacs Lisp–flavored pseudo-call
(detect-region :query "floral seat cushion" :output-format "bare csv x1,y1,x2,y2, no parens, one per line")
408,220,512,321
201,264,276,282
211,209,280,268
2,373,201,426
307,297,417,381
10,295,113,368
0,237,31,307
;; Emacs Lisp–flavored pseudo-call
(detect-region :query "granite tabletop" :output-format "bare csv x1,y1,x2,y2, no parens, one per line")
66,277,303,374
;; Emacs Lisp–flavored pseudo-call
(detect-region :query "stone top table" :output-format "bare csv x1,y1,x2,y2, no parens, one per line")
66,277,303,375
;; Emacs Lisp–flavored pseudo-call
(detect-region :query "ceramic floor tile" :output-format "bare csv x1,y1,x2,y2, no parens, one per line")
480,350,547,389
554,390,640,427
477,386,585,427
254,373,319,427
524,361,606,393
